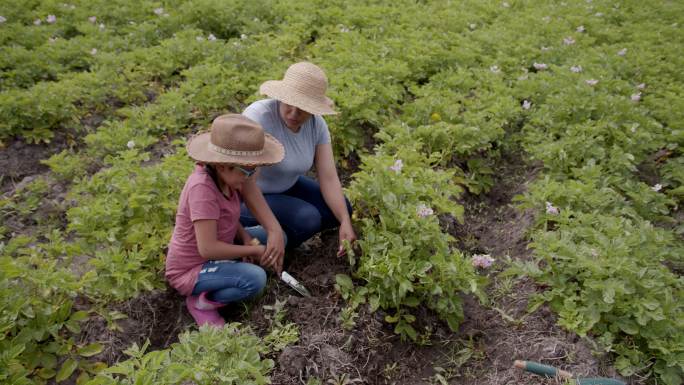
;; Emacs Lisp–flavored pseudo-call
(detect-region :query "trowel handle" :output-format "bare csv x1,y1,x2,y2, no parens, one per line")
514,360,573,379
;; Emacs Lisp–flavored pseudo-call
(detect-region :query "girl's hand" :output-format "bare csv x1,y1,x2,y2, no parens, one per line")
337,220,357,257
259,231,284,275
244,242,266,265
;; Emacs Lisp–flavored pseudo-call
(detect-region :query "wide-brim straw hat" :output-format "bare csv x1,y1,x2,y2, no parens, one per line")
259,61,338,115
187,114,284,166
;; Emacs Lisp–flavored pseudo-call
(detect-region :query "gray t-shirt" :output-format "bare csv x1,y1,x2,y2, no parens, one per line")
243,99,331,193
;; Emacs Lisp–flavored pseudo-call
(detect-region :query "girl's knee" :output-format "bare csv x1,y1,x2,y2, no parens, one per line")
244,264,267,296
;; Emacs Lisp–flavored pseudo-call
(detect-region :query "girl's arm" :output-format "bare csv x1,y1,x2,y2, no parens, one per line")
314,143,356,256
194,219,264,262
241,177,285,273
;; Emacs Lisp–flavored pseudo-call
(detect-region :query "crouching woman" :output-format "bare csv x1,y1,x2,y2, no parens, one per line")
165,114,285,327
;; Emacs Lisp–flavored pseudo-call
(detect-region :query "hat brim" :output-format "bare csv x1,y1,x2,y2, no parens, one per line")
260,80,338,115
186,132,284,166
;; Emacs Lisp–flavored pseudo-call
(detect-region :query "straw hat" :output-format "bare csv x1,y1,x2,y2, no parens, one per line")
187,114,284,166
259,62,338,115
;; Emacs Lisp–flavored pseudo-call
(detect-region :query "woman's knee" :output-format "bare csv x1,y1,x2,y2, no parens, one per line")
241,263,267,296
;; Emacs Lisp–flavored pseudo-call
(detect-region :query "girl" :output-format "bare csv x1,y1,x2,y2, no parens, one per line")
165,114,285,327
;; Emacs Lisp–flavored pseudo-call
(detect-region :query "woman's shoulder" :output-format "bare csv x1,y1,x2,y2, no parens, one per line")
244,99,278,117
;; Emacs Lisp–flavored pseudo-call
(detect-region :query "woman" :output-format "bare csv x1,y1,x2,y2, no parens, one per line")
165,114,285,327
240,61,356,258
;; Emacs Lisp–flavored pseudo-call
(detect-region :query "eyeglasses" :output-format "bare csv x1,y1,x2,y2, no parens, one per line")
235,166,257,177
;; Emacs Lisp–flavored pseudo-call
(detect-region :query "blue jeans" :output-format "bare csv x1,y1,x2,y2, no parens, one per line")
191,226,274,304
240,176,352,248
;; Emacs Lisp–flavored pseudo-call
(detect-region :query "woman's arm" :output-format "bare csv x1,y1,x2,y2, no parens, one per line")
241,177,286,273
194,219,265,261
314,143,356,256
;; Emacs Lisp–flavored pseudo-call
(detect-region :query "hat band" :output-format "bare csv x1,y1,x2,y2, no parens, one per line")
209,143,264,157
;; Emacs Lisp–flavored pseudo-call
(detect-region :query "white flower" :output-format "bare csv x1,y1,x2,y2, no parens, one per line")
630,124,637,133
90,48,97,55
617,48,627,56
502,2,510,7
586,79,599,86
163,13,169,17
98,23,105,30
240,33,247,40
389,159,403,173
208,33,216,41
533,62,548,70
196,36,204,41
472,254,495,268
518,74,529,81
542,16,551,22
563,36,575,45
153,7,164,15
127,140,135,149
576,25,585,32
88,16,96,23
541,46,551,51
522,100,532,110
545,201,560,215
595,12,603,17
253,17,259,22
468,23,477,30
47,15,57,24
34,19,42,25
570,65,583,73
637,83,646,90
0,16,6,23
652,184,662,192
416,204,434,218
48,37,57,43
339,26,350,33
490,65,500,73
631,92,641,102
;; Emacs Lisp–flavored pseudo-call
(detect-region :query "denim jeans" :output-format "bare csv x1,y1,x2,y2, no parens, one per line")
239,176,352,248
191,226,273,304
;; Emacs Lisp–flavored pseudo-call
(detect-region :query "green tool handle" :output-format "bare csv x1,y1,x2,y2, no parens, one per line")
514,360,573,379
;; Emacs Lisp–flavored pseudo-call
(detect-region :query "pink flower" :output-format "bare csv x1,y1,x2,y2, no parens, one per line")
88,16,97,23
637,83,646,90
545,201,559,215
563,37,575,45
570,65,583,73
586,79,599,86
472,254,495,268
46,15,57,24
522,100,532,110
617,48,627,56
533,62,548,70
416,204,434,218
631,92,641,102
576,25,585,32
389,159,403,173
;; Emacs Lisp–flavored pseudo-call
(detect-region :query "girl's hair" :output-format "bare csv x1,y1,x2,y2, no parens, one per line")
203,163,221,192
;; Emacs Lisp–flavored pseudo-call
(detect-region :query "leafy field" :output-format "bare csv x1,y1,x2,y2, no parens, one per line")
1,0,683,384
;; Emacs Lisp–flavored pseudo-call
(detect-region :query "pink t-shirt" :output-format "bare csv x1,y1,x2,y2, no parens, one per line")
165,165,241,296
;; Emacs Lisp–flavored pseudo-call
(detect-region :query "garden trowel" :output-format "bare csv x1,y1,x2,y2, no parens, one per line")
281,271,312,297
514,360,626,385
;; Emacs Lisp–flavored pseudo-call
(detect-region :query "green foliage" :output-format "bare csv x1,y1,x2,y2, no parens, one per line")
346,143,485,339
86,325,273,385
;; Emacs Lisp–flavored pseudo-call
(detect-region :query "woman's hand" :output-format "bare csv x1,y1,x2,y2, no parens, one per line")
337,220,357,257
243,244,266,265
255,232,285,275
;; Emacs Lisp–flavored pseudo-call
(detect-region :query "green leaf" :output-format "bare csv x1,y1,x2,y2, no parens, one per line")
77,343,104,357
56,358,79,382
